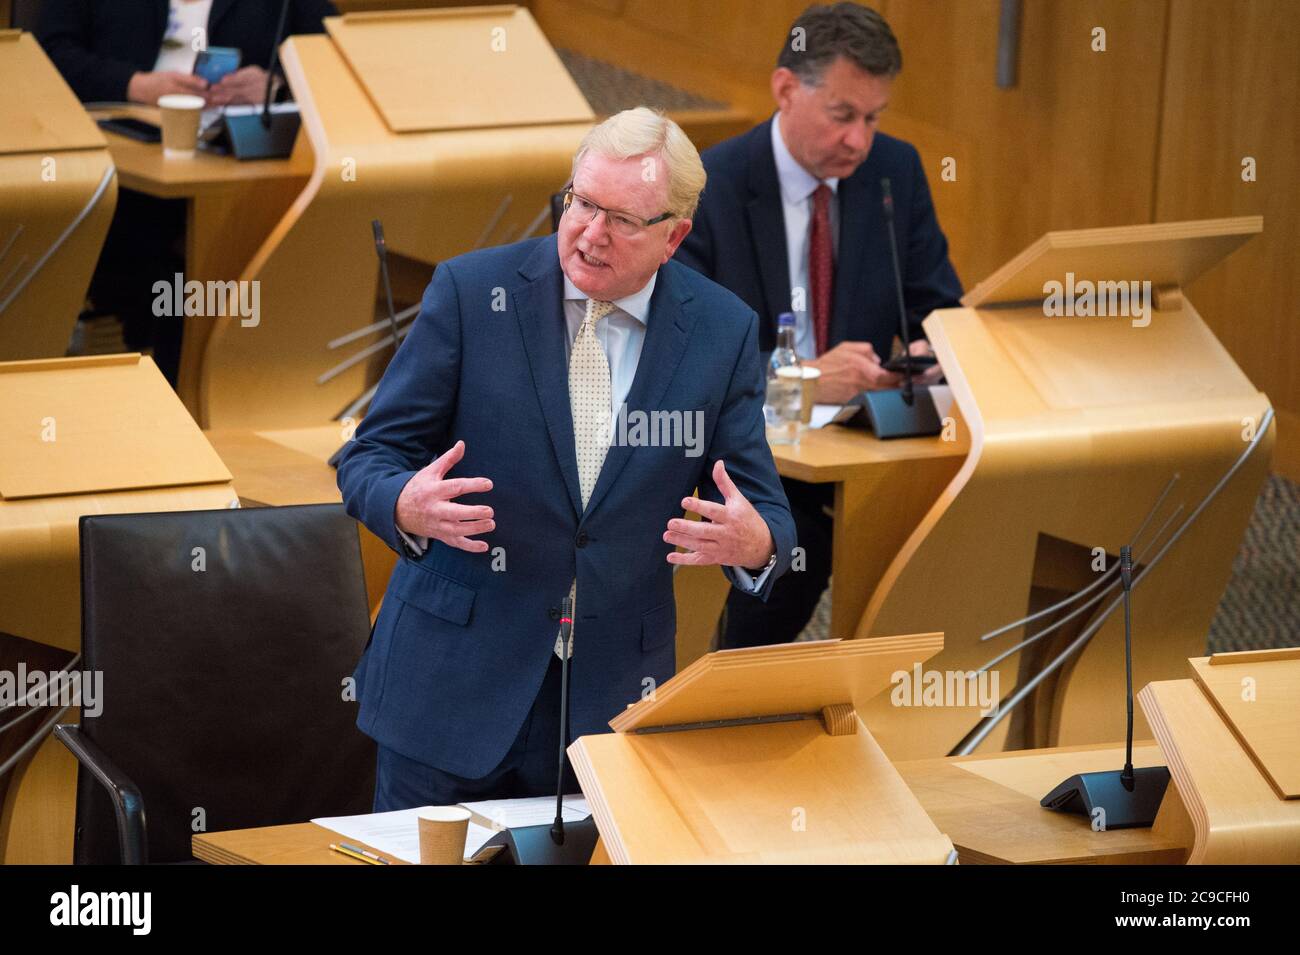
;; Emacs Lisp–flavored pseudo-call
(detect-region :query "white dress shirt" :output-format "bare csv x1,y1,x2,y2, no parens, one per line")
771,112,840,360
399,260,773,590
562,272,655,438
153,0,214,74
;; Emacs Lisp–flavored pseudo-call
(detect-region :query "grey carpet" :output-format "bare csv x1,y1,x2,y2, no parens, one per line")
556,48,727,117
798,474,1300,653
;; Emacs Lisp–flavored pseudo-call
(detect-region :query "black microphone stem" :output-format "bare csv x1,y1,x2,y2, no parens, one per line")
1120,545,1135,789
261,0,293,129
372,220,400,355
551,596,574,845
881,178,915,405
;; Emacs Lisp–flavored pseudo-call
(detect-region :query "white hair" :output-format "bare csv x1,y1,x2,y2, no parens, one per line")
571,107,707,219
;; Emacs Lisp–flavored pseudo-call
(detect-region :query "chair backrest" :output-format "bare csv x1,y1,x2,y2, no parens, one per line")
76,503,375,864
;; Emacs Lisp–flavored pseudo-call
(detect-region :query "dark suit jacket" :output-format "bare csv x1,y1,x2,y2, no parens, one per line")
336,235,796,777
37,0,337,103
676,116,962,358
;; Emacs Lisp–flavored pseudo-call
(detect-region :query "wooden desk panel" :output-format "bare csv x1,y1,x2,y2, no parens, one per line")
896,742,1189,865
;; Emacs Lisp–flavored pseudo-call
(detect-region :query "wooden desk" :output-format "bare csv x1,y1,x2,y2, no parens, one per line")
195,740,1188,865
769,421,968,641
91,106,312,417
194,822,411,865
896,741,1189,864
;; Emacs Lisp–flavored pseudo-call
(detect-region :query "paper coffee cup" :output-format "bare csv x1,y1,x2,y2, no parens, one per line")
417,806,471,865
798,366,822,425
157,94,206,159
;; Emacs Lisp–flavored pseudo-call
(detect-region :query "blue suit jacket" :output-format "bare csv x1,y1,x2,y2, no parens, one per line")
336,235,796,777
676,118,962,357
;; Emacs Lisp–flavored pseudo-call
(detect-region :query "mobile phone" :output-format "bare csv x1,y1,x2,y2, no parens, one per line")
96,117,162,143
194,47,242,85
882,353,939,374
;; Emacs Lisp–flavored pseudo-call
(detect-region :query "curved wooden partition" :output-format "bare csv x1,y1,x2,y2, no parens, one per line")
1141,672,1300,864
854,218,1273,760
0,31,116,360
193,9,594,429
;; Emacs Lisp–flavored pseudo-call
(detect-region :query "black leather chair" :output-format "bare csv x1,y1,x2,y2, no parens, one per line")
57,503,376,864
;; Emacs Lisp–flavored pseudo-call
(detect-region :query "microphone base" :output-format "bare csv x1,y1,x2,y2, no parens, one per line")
481,817,600,865
832,385,943,439
1040,767,1171,830
219,110,301,161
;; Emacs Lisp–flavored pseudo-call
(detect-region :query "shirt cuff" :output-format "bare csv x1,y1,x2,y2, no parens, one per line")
396,526,428,558
728,558,776,594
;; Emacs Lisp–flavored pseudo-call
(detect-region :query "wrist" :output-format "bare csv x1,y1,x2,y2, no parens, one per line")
126,72,146,103
744,531,776,573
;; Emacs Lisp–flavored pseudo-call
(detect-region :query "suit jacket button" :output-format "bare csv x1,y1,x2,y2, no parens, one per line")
575,531,589,548
548,607,561,621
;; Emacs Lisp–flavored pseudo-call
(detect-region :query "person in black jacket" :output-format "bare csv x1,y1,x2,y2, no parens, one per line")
37,0,337,385
675,3,962,649
37,0,337,105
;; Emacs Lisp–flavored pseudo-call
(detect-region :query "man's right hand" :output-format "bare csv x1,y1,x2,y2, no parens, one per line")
126,70,209,105
395,440,495,553
805,341,901,404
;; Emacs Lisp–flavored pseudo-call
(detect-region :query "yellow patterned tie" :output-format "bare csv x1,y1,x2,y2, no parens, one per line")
556,298,615,659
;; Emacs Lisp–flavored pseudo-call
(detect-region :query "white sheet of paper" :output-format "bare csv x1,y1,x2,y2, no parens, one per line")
460,794,589,830
312,807,496,864
807,404,842,429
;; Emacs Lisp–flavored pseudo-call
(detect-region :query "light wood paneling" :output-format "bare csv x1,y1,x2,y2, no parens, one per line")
1153,0,1300,465
880,0,1170,286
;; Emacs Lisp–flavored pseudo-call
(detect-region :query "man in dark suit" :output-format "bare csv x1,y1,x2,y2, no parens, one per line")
337,108,796,808
37,0,337,105
37,0,335,384
675,2,962,650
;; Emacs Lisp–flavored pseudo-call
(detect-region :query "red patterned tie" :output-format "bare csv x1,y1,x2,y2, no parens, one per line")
809,183,834,356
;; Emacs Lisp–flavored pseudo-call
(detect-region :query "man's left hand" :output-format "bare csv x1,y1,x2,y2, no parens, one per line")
206,66,270,107
905,338,944,386
664,460,775,570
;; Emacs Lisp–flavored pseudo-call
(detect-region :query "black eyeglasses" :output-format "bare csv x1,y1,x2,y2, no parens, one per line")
561,188,673,237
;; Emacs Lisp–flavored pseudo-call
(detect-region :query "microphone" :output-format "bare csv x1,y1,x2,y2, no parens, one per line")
881,178,915,406
550,595,574,845
827,178,943,438
325,218,403,469
1039,543,1170,828
1120,545,1135,791
476,592,598,863
372,220,401,356
218,0,301,160
260,0,293,130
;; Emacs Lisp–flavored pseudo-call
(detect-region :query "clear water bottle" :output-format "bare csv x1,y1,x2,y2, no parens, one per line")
765,312,803,445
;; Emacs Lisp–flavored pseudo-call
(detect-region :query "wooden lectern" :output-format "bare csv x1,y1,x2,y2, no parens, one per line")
855,217,1273,759
568,636,957,864
1139,648,1300,863
0,354,237,864
0,31,117,360
187,6,595,428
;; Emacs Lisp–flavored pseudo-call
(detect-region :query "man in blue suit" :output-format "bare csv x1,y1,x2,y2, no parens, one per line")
337,108,795,809
675,2,962,650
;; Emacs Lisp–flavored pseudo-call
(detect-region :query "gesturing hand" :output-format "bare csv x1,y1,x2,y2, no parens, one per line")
395,440,495,553
664,460,775,570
